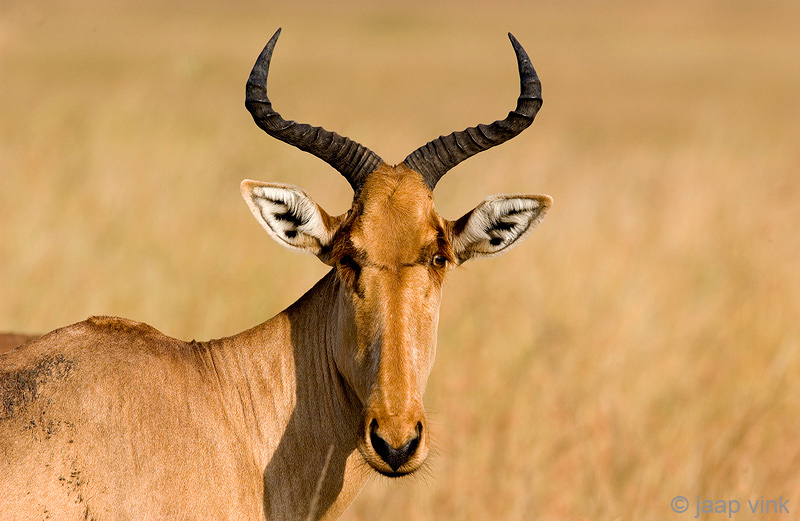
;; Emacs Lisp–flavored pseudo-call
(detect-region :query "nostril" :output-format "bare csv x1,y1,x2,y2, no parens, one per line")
369,419,392,467
407,421,422,453
402,427,420,461
369,419,422,473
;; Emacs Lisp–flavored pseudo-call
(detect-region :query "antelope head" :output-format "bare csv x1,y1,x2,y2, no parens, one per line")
241,29,551,477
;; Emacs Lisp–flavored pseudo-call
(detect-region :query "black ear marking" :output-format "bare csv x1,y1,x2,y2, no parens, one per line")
263,196,286,206
243,182,341,257
274,209,306,227
493,219,518,232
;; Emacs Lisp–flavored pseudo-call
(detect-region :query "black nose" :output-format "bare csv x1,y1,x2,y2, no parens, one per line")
369,419,421,472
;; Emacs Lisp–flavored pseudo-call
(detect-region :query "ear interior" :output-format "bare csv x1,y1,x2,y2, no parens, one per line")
241,180,338,257
452,194,551,263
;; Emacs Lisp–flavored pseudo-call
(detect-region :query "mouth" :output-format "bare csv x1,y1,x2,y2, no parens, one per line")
362,453,423,478
374,467,417,478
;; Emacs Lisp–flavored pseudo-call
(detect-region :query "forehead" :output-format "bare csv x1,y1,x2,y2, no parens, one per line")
347,165,443,264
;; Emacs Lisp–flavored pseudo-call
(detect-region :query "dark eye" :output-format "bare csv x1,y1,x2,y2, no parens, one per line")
431,254,448,268
339,255,361,277
338,254,363,294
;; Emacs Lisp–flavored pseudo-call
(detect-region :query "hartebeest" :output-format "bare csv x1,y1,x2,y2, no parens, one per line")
0,29,551,520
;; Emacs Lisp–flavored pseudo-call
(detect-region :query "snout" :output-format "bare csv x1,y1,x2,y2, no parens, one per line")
361,412,428,476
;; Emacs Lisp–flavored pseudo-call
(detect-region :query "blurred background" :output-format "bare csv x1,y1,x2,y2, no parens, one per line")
1,0,799,518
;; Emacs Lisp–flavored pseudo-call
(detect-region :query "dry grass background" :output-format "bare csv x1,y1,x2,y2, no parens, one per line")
2,0,799,519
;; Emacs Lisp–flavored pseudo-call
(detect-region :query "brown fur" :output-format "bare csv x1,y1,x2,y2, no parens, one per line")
1,158,549,520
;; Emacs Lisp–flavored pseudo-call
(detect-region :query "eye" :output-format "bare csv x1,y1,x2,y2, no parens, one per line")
337,254,363,294
339,255,361,276
431,254,448,269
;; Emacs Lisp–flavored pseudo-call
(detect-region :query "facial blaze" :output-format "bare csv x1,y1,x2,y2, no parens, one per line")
325,165,448,475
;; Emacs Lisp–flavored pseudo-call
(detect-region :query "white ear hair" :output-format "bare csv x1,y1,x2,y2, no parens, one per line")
241,180,336,257
453,194,551,263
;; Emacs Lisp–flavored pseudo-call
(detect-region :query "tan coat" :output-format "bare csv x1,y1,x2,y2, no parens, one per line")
1,274,368,519
1,29,551,520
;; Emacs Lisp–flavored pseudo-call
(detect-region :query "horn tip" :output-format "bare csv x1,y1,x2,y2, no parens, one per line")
507,32,527,56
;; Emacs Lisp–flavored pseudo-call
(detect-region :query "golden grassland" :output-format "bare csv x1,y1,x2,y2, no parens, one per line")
2,0,799,519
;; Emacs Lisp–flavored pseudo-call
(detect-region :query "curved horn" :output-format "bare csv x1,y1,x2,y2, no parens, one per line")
246,28,385,191
403,33,542,189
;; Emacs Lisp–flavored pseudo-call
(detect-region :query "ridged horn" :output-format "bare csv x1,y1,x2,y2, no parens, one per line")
403,33,542,189
246,28,385,192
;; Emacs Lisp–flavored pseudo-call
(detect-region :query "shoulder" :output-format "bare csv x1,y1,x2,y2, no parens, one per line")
83,315,166,339
2,316,183,371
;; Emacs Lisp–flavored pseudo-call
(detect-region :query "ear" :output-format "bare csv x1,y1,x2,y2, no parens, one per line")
240,180,340,259
451,194,552,263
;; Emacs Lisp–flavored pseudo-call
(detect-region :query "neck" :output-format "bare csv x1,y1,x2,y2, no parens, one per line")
208,270,368,520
